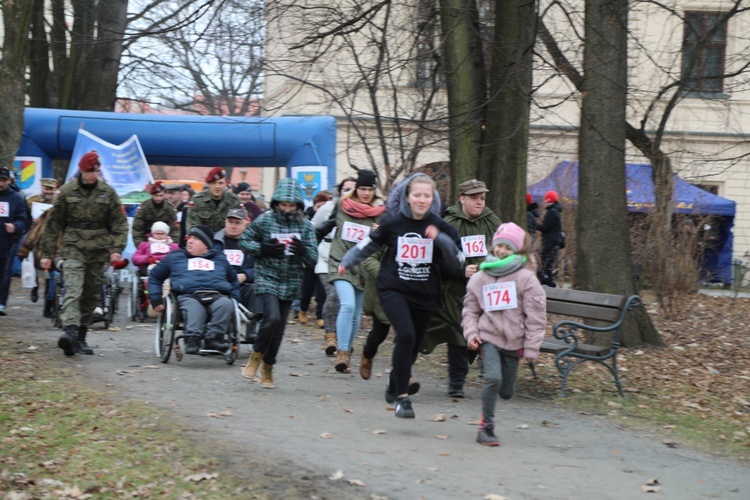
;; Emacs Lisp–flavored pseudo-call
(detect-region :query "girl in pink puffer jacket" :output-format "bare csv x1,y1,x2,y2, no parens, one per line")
462,222,546,447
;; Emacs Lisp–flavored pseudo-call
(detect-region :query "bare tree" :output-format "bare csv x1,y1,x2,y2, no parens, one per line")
537,0,750,306
576,0,661,346
264,0,450,191
121,0,265,116
0,0,34,170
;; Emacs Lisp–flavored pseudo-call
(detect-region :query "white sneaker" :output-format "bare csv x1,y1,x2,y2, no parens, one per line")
93,306,104,317
0,304,6,316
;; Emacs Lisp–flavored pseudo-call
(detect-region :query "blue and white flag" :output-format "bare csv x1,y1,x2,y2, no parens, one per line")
66,129,153,197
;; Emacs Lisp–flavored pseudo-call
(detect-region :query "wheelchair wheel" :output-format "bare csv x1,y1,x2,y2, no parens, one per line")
155,297,175,363
128,276,138,320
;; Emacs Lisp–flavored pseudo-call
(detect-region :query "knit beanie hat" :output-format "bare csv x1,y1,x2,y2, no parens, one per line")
355,170,377,189
544,190,559,204
189,225,214,248
151,221,171,235
526,193,533,205
492,222,526,253
78,152,100,172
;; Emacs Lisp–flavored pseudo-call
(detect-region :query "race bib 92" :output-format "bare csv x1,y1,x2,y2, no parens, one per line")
224,249,243,266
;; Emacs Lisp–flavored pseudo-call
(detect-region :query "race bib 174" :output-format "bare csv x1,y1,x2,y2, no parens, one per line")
482,282,518,312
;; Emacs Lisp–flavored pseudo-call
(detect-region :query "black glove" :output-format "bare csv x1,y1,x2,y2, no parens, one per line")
289,237,305,256
261,239,286,257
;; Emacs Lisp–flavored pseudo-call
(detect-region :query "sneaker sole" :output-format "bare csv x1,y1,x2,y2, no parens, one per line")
478,440,500,447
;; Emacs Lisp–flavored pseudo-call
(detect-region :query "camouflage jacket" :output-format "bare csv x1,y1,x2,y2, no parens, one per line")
131,198,179,246
186,190,241,233
40,179,129,263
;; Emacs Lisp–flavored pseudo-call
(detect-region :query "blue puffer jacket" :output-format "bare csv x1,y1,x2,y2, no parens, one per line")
0,186,28,256
147,248,240,307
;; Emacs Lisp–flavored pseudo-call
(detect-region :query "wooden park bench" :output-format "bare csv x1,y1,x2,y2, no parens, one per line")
529,286,642,398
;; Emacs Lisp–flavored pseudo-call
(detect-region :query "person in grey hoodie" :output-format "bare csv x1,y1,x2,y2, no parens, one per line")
338,173,463,419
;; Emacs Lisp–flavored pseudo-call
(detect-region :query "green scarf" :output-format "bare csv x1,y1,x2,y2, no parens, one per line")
479,254,526,277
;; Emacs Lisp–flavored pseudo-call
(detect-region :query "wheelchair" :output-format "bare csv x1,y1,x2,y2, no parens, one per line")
51,264,120,330
154,292,254,365
129,271,150,322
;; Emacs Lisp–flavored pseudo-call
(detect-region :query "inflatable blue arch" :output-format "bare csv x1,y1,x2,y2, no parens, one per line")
17,107,337,183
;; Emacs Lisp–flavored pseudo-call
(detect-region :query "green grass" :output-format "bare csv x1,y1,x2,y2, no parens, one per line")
0,342,260,499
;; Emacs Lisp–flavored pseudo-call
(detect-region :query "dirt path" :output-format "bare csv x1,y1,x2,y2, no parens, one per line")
6,292,750,499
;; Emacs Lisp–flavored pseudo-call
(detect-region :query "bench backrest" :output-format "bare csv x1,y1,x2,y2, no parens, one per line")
543,286,627,324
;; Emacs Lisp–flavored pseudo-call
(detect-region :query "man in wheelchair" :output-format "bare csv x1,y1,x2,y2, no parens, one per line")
148,225,240,354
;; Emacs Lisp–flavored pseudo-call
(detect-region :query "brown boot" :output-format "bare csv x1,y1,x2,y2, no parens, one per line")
324,333,337,356
242,351,262,379
359,354,373,380
260,363,275,389
335,350,350,373
298,310,308,324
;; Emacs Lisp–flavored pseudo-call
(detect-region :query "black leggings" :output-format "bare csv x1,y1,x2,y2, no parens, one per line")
362,316,391,360
254,294,292,365
381,293,434,397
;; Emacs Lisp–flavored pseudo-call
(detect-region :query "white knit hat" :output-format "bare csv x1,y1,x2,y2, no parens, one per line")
151,221,170,235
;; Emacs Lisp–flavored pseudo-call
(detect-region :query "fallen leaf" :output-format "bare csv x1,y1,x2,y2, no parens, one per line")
206,411,232,419
372,429,387,434
184,473,218,482
289,372,309,377
641,485,661,493
344,409,354,413
662,439,679,448
329,470,344,480
430,413,446,422
484,494,509,500
645,477,660,486
434,434,449,440
517,423,530,429
320,433,333,439
348,479,366,486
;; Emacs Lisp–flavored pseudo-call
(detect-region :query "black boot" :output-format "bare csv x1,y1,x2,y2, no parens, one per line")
58,325,78,356
43,299,54,318
30,286,39,303
76,326,94,355
204,335,229,352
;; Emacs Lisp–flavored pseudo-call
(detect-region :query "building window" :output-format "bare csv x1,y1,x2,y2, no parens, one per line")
682,11,727,94
415,0,439,88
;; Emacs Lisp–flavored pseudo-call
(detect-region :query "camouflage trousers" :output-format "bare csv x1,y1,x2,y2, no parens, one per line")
61,259,105,328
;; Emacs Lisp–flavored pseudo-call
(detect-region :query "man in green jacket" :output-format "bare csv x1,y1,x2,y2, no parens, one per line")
39,151,129,356
131,181,179,246
422,179,501,398
186,167,241,233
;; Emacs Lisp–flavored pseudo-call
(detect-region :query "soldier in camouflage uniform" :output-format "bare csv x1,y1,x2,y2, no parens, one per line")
186,167,241,233
40,151,129,357
131,181,178,246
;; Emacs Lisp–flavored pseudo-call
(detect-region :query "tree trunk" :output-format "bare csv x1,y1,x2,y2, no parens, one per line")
438,0,487,194
478,0,535,225
0,0,35,170
577,0,662,346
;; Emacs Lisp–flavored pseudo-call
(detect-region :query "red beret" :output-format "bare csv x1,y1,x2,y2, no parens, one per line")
205,167,226,183
544,190,559,204
150,182,165,195
525,193,533,205
78,152,100,172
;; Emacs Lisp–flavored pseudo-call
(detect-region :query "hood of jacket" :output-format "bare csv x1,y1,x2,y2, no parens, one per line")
271,178,305,211
546,201,562,213
385,173,442,219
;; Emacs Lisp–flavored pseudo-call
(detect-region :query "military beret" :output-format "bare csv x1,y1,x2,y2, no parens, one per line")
205,167,226,183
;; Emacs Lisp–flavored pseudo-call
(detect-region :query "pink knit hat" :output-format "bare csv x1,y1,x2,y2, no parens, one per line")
492,222,526,252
